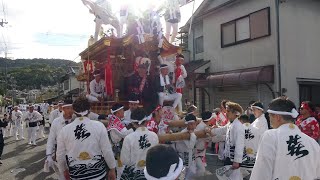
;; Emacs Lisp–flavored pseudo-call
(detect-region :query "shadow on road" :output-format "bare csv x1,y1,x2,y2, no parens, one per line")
2,139,47,160
14,147,55,180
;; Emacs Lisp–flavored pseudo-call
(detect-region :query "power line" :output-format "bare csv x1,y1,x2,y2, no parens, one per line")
1,0,6,20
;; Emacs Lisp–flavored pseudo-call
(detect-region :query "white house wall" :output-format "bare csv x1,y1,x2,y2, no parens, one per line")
70,77,79,93
202,0,277,73
279,0,320,104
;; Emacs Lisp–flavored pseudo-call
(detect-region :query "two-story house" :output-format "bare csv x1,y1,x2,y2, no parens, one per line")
60,66,84,100
183,0,320,111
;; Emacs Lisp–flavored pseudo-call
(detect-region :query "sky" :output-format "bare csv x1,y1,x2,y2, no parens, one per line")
0,0,203,62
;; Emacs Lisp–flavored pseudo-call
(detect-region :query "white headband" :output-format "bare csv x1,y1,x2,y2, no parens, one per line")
267,108,299,118
93,74,100,77
251,106,264,111
144,158,184,180
202,113,214,122
75,110,89,116
131,117,147,125
111,106,124,114
62,104,72,108
191,105,197,109
184,120,196,124
129,100,140,104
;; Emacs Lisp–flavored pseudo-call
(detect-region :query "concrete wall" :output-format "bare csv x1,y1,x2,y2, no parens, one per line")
279,0,320,105
63,76,79,95
189,21,204,61
201,0,277,72
187,0,320,107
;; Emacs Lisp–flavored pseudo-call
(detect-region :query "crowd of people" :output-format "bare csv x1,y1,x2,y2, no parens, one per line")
40,95,320,180
1,94,320,180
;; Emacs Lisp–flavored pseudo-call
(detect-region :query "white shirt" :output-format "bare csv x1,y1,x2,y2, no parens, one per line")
241,123,261,169
252,113,268,135
11,110,23,125
41,103,49,113
25,110,42,123
46,116,72,156
212,118,245,163
250,123,320,180
171,128,197,172
195,121,210,158
57,117,116,180
49,109,62,124
89,79,105,98
120,127,158,171
123,109,132,126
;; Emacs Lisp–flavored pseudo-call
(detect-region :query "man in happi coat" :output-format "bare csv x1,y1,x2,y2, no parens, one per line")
171,114,198,179
11,106,25,140
295,101,319,140
56,97,116,180
86,70,106,102
250,97,320,180
154,64,182,113
123,96,140,126
107,103,134,180
0,114,8,165
49,102,63,126
120,108,159,180
206,102,246,180
238,114,261,176
24,105,43,146
44,99,74,178
251,102,269,135
127,63,155,113
194,111,214,176
215,100,230,161
147,105,169,135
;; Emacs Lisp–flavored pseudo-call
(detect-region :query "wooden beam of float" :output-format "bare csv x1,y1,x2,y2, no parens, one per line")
166,119,202,128
158,130,208,143
167,120,187,128
97,119,210,143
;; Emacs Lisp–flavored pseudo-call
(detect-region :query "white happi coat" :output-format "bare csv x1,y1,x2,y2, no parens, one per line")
123,109,132,126
57,117,116,180
89,79,105,98
212,118,246,163
46,116,72,156
12,110,23,126
49,109,62,124
250,123,320,180
120,127,159,171
195,121,210,158
107,115,133,144
251,113,268,135
25,110,42,124
241,123,261,169
195,121,210,175
172,128,197,174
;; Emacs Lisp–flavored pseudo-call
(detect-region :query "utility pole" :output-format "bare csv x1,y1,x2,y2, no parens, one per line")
275,0,282,97
4,46,8,96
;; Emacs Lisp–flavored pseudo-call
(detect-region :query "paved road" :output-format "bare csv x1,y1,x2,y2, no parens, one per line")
0,116,224,180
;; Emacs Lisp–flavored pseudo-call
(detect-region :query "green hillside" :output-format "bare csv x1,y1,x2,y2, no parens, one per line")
0,58,79,93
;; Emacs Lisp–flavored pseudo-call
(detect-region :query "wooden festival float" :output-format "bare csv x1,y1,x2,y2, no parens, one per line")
76,34,211,142
77,33,182,115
